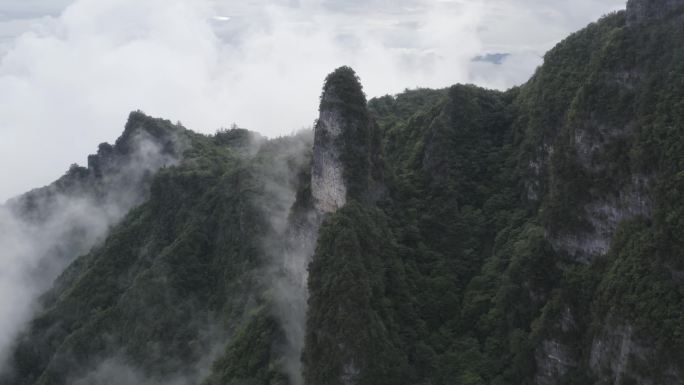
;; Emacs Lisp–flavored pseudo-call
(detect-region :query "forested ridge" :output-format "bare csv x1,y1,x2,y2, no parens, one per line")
1,2,683,385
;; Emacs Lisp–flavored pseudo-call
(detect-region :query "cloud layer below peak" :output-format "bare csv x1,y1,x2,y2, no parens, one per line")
0,0,624,201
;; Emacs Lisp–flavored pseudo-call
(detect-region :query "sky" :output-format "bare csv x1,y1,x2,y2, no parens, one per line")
0,0,625,201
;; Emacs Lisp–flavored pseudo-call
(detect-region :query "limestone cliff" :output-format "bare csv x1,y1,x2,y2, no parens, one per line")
311,66,384,215
4,2,684,385
311,93,348,214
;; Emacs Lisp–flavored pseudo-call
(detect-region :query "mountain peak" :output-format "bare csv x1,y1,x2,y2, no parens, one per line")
626,0,684,24
311,67,384,213
319,66,367,116
120,111,183,147
86,111,186,178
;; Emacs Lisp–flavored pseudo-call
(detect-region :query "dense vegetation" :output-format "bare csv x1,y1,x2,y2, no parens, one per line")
1,117,314,385
319,66,384,202
305,8,684,385
2,4,684,385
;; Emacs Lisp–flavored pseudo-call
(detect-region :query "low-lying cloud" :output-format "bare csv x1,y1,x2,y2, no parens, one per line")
0,131,181,372
0,0,625,201
248,131,316,385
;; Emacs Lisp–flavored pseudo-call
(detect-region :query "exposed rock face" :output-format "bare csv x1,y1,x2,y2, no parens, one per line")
549,175,652,262
546,118,653,262
590,322,636,385
626,0,684,25
534,307,581,385
305,67,388,385
9,111,185,222
311,66,380,214
312,98,348,213
535,340,579,385
590,319,684,385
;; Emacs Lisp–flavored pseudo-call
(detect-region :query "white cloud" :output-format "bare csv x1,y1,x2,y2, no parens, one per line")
0,0,626,201
0,132,182,369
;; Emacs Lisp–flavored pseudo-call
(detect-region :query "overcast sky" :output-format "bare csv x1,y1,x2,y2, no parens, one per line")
0,0,625,201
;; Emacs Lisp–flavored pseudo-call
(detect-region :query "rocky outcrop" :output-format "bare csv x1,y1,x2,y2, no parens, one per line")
590,319,684,385
534,306,581,385
535,340,579,385
9,111,186,222
549,174,652,262
305,67,387,385
311,66,383,214
311,99,348,213
547,112,652,263
626,0,684,25
85,111,185,182
590,322,636,385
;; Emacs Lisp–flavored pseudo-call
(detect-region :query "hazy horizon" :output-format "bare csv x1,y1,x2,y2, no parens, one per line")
0,0,624,201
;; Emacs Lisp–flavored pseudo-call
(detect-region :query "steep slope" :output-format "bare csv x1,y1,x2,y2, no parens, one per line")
312,66,385,213
1,0,684,384
511,4,684,383
0,115,313,385
0,111,186,374
306,83,524,385
303,2,684,385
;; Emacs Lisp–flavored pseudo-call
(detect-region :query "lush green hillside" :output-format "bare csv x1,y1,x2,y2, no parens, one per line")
304,7,684,385
1,2,684,385
0,116,313,385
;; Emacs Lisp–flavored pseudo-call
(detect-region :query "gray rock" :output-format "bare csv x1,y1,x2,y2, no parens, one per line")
535,339,579,385
549,174,652,263
311,89,348,214
590,322,636,385
534,306,580,385
590,318,684,385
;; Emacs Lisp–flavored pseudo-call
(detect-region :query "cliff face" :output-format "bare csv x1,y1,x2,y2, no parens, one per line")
0,113,190,384
305,68,392,385
3,2,684,385
515,12,657,264
588,317,684,385
311,92,348,214
0,122,317,385
311,66,384,214
306,7,684,385
10,111,186,221
523,9,684,384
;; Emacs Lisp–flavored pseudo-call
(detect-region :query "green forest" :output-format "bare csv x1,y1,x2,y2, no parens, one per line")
1,3,684,385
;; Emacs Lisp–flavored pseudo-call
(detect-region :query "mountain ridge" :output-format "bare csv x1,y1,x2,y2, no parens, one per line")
1,2,684,385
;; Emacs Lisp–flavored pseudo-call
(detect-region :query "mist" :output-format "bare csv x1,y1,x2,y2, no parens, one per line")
0,0,625,202
72,358,188,385
0,0,631,382
70,337,225,385
0,129,183,372
245,129,320,385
